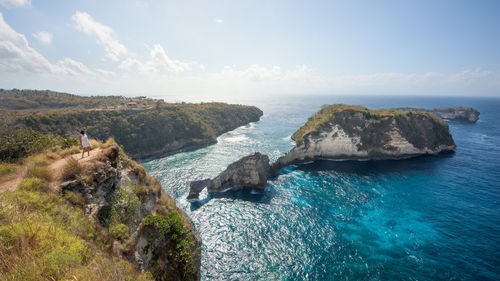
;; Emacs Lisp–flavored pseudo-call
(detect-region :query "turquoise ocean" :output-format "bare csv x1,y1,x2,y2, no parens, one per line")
143,95,500,280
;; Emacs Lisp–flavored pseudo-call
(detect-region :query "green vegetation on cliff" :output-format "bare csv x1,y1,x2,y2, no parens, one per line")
0,139,200,280
0,89,263,160
0,89,157,110
291,104,454,151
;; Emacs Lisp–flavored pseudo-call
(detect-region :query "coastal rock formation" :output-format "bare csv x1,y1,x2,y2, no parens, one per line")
187,153,271,200
275,105,456,167
397,106,480,123
61,145,201,280
189,104,458,196
431,107,480,123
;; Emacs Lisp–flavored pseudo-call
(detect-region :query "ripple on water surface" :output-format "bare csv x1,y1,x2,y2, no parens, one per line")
143,96,500,280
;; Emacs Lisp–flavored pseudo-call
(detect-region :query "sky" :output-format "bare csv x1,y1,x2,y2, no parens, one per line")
0,0,499,99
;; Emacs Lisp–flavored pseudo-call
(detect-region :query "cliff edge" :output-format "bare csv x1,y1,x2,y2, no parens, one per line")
188,104,457,198
59,144,202,280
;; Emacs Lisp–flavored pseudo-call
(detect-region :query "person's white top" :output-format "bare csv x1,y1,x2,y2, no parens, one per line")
81,134,91,148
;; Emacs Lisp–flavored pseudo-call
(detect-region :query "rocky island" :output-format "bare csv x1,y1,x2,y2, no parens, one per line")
397,106,480,123
188,104,459,199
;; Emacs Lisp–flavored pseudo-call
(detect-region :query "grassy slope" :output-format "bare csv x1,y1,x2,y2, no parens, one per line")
0,139,199,280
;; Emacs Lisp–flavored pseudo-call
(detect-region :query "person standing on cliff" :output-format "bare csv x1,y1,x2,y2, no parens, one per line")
79,130,91,158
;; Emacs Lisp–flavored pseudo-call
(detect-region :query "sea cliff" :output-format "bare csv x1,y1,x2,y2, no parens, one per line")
188,104,457,198
61,144,202,280
1,90,263,161
0,141,201,280
275,104,455,167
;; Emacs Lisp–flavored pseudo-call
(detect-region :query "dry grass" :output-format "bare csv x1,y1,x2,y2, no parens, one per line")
61,157,82,181
45,151,60,160
58,146,82,157
0,189,154,281
26,166,53,182
28,154,48,166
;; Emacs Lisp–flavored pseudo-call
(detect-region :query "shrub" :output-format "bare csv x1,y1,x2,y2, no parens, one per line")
112,187,141,225
18,178,50,192
58,146,81,157
30,155,47,166
61,157,82,181
45,152,60,160
109,223,130,241
63,191,85,207
143,213,198,281
0,164,16,177
133,185,148,199
0,188,153,281
0,128,62,163
26,166,52,182
90,139,102,149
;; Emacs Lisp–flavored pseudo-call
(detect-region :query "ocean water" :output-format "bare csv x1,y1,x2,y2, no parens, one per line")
143,95,500,280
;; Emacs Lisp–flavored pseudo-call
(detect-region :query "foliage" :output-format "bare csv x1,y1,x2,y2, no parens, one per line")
0,89,158,110
0,189,153,281
111,187,141,225
292,104,437,144
29,154,48,166
0,164,16,177
109,223,130,241
18,177,50,192
63,191,85,207
143,214,197,281
0,128,63,163
99,186,141,228
394,112,453,149
14,102,262,157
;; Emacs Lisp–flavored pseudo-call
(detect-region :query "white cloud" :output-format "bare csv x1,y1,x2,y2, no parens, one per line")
150,44,185,72
0,13,94,76
119,57,158,73
0,0,30,8
57,57,93,75
33,31,52,45
120,44,199,73
215,19,223,24
72,11,128,61
95,68,116,76
0,12,55,73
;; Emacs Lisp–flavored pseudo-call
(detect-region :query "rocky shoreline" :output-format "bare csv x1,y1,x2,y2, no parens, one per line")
187,105,477,200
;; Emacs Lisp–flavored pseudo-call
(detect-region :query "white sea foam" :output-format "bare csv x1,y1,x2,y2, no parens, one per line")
224,135,250,143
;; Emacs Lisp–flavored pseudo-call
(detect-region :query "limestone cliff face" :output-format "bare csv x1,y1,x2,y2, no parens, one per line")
431,107,480,123
276,105,456,167
187,105,458,198
60,145,201,281
187,153,270,200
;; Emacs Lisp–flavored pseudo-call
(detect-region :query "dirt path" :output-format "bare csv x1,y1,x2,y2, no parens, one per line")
0,166,27,192
0,148,102,193
48,148,102,180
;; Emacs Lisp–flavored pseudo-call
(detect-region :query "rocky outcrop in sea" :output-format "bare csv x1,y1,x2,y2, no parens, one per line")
189,104,461,198
397,106,480,123
188,153,271,200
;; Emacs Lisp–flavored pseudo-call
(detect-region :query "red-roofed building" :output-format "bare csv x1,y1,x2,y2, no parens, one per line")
126,100,138,109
